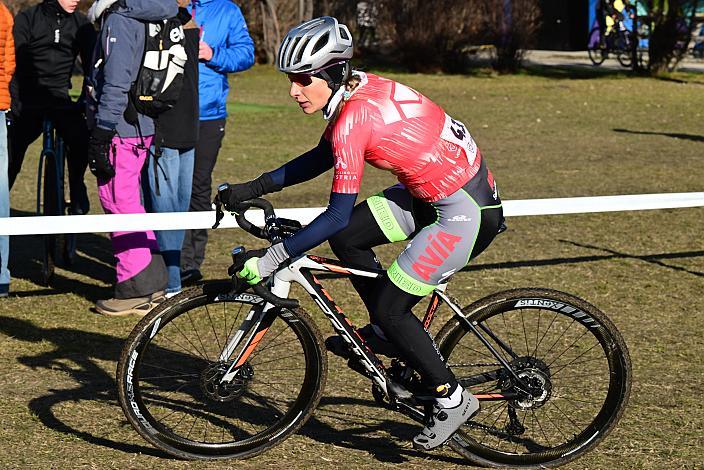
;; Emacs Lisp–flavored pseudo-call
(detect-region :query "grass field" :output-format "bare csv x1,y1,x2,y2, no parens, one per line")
1,64,702,469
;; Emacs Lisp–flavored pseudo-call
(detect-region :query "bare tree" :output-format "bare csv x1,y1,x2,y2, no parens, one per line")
374,0,539,73
382,0,481,73
643,0,701,73
477,0,541,72
240,0,315,64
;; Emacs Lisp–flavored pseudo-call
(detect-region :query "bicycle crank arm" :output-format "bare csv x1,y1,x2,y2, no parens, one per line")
390,398,426,424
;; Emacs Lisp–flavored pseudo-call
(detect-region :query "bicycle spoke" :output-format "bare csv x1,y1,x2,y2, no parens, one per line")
533,308,542,358
139,373,200,380
453,341,495,361
549,342,603,376
520,309,529,356
497,314,514,363
186,310,212,362
153,331,207,362
534,310,560,357
541,317,576,360
168,320,210,362
204,303,222,353
545,328,592,368
140,361,200,377
249,352,303,367
531,409,552,448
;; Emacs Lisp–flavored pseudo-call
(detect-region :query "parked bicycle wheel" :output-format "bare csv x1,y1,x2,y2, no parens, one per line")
38,146,61,286
117,281,328,459
587,27,607,66
36,124,76,286
436,288,631,468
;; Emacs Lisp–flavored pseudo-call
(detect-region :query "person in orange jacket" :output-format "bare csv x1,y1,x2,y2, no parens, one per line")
0,0,15,297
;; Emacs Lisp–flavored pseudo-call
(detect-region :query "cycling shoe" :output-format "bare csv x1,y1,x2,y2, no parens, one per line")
413,389,479,451
325,324,401,359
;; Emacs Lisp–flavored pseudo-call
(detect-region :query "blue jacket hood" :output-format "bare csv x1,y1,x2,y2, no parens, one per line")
117,0,178,22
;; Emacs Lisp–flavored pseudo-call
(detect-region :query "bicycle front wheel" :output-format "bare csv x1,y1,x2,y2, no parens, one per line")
117,282,328,460
436,288,631,468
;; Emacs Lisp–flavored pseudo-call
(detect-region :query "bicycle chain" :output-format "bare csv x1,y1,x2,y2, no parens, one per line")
450,362,501,368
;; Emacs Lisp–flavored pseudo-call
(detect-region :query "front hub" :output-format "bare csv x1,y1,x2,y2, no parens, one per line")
200,361,254,402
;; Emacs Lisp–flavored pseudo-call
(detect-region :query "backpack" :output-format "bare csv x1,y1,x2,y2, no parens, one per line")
126,17,187,122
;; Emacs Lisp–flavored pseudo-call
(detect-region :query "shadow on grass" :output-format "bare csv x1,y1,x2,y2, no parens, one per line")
301,395,467,465
462,243,703,278
0,315,163,457
0,313,464,463
517,63,631,80
613,128,704,143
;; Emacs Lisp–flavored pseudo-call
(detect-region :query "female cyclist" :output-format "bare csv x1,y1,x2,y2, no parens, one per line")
217,16,504,450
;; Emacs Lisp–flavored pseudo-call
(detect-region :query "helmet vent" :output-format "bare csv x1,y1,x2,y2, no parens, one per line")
312,32,330,55
295,36,311,65
339,27,349,41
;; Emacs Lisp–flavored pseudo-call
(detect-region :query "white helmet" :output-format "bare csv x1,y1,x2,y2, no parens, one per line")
277,16,353,74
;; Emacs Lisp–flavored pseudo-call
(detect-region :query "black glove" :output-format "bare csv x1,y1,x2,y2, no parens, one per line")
88,127,116,180
217,173,281,212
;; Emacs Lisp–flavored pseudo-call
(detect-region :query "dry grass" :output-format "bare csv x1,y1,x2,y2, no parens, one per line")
0,64,702,468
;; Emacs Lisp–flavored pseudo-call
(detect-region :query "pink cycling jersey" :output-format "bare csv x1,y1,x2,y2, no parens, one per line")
325,73,484,202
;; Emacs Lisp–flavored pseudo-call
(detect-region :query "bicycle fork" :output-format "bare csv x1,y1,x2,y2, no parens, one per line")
218,302,277,384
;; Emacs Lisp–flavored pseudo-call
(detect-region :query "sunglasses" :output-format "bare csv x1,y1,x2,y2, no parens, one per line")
287,74,313,87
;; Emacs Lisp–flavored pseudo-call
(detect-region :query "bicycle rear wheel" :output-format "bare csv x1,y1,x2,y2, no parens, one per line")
616,30,634,68
117,281,328,459
436,288,631,468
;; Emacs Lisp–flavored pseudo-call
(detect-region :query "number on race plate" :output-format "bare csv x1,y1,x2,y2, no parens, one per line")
441,114,478,165
450,118,467,141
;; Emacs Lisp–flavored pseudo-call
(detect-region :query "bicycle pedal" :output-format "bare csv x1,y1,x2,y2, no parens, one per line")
387,379,413,400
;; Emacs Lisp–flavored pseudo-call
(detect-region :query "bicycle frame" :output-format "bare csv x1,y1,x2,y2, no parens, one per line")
216,253,530,404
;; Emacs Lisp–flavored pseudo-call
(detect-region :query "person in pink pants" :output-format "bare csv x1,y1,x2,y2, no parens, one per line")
86,0,175,315
97,136,164,299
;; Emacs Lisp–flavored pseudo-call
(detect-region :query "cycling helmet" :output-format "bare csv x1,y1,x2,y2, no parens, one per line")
277,16,353,74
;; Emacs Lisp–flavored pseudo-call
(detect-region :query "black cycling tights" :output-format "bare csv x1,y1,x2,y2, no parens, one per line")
329,202,457,391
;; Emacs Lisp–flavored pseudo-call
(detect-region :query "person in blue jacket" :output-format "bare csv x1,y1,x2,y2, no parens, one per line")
181,0,255,284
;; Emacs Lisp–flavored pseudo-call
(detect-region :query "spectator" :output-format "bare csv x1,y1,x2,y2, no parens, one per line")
0,0,14,298
8,0,96,216
143,0,199,297
86,0,176,316
180,0,254,285
604,0,627,37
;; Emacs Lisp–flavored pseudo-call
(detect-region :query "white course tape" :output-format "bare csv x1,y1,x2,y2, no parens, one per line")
0,192,701,236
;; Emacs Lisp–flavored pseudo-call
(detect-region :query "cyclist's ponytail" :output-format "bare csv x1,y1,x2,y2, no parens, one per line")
330,72,363,122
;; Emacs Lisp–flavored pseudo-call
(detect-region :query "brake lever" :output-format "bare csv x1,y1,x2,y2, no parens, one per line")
212,197,225,229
